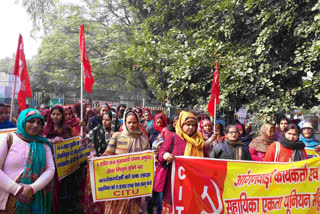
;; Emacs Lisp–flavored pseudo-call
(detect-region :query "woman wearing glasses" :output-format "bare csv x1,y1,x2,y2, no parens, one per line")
210,125,252,160
158,111,206,213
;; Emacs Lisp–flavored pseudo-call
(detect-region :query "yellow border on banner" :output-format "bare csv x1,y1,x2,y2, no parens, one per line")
89,150,155,203
54,136,91,180
172,156,320,214
0,128,17,134
306,148,320,158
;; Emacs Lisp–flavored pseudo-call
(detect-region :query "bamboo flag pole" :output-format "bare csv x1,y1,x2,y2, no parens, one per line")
9,75,17,121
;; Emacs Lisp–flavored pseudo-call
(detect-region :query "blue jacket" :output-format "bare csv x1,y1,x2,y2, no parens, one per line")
0,120,16,129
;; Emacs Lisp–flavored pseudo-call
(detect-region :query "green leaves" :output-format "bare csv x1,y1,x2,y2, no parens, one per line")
21,0,320,116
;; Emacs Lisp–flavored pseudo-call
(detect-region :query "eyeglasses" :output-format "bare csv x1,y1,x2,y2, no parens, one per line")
228,131,239,134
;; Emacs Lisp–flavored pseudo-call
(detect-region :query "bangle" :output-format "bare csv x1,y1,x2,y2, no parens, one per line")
30,186,34,195
15,186,24,196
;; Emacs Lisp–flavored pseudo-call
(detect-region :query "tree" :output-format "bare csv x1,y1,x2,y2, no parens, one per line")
23,0,158,100
125,0,320,119
0,57,15,74
22,0,320,121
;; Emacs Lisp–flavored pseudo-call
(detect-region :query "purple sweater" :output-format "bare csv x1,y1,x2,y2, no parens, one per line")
158,133,208,204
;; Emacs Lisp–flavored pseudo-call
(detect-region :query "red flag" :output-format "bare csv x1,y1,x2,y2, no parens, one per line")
80,25,94,93
13,34,32,111
208,62,220,116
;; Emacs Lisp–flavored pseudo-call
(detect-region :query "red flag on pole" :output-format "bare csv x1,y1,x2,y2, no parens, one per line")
208,62,220,116
13,34,32,111
80,25,94,93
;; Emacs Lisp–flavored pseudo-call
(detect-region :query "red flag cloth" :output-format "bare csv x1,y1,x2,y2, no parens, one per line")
13,34,32,111
80,25,94,93
207,62,220,116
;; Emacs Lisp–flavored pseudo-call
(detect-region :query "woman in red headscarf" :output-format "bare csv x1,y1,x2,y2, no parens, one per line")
42,105,79,214
43,105,77,141
64,106,81,135
198,114,210,133
147,112,168,145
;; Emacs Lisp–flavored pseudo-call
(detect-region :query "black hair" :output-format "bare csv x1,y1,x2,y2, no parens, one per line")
117,104,127,113
167,114,179,132
284,124,300,135
156,116,164,122
126,111,139,121
216,123,225,136
64,107,72,113
119,109,125,118
133,107,142,114
278,116,290,124
101,104,110,110
201,114,210,121
50,105,65,127
103,111,113,120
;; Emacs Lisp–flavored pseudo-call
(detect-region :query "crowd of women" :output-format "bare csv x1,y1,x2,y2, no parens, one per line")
0,101,320,214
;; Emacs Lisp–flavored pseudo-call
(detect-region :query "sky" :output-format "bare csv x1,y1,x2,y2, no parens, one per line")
0,1,41,59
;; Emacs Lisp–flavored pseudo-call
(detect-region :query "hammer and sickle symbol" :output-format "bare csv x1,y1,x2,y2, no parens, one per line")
201,179,223,214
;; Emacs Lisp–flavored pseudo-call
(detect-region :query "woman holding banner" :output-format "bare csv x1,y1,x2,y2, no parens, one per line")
264,124,308,162
43,105,81,214
103,108,150,214
43,105,77,141
158,111,206,213
0,109,55,214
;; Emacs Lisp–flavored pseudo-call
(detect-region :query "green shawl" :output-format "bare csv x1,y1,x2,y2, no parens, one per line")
15,109,53,214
